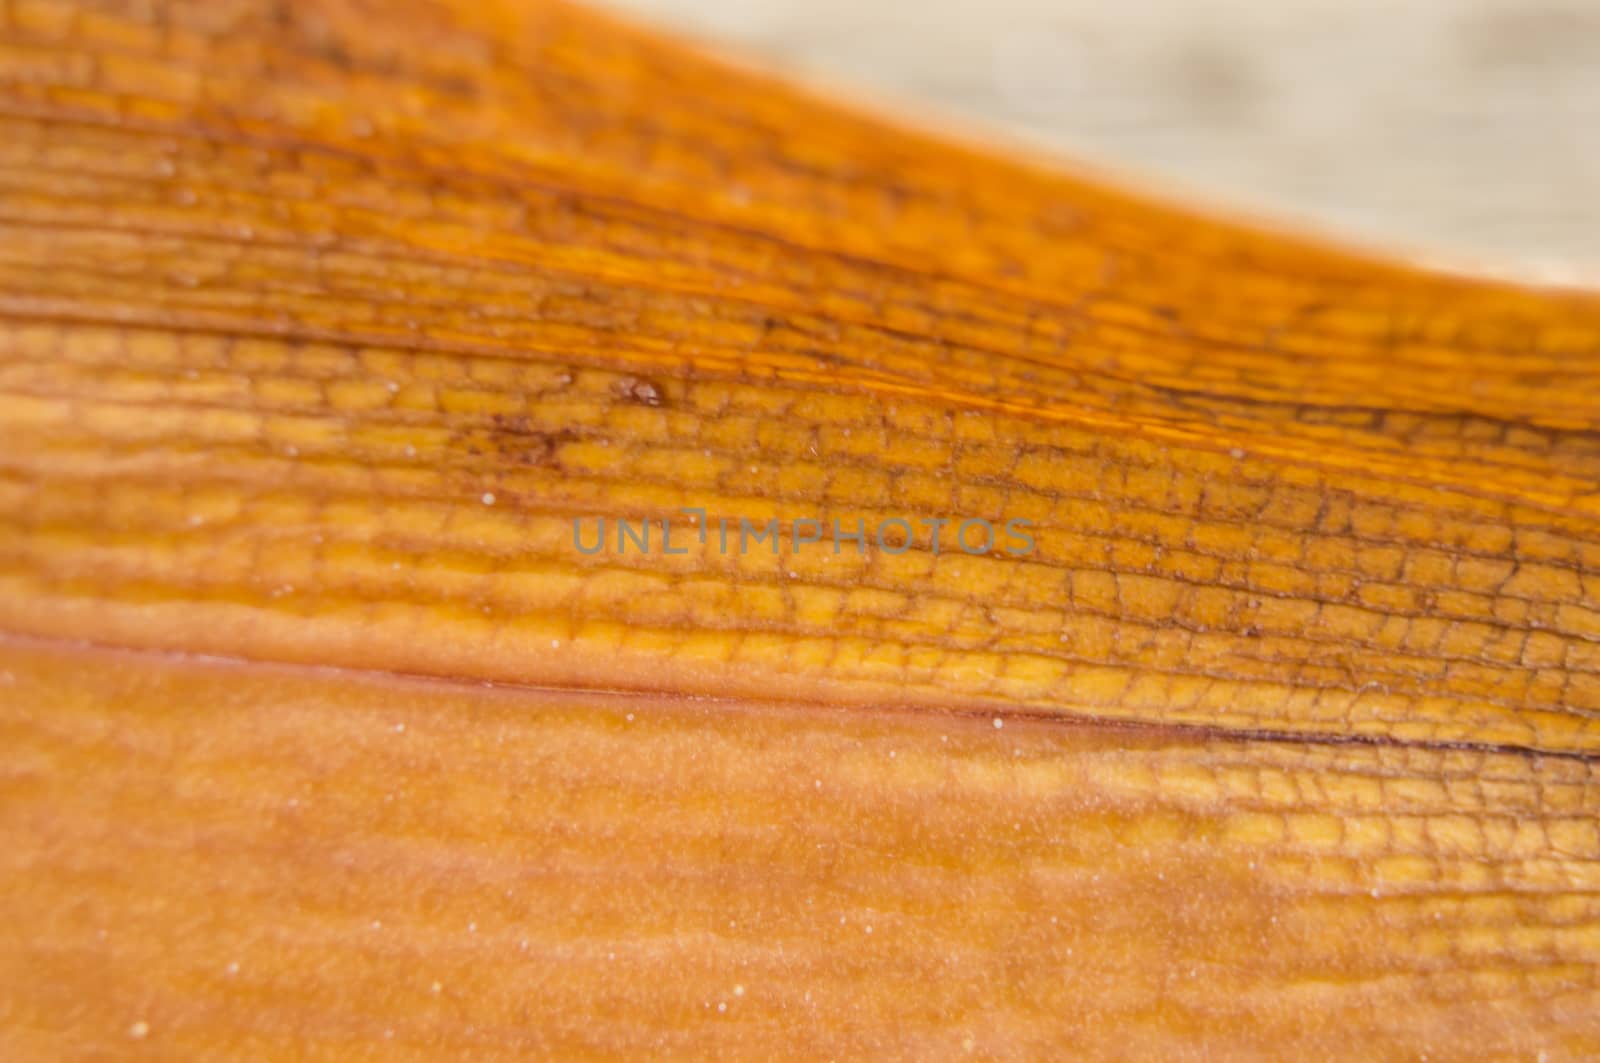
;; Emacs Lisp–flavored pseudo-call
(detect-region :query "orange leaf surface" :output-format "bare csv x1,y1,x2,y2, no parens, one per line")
1,1,1598,1057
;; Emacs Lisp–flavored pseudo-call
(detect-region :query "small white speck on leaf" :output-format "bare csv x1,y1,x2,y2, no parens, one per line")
128,1021,150,1040
481,492,496,505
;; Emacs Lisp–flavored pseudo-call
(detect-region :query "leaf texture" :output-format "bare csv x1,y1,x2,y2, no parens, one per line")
0,0,1598,1057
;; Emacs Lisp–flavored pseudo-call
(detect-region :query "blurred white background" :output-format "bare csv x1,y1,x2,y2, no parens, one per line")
603,0,1600,280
